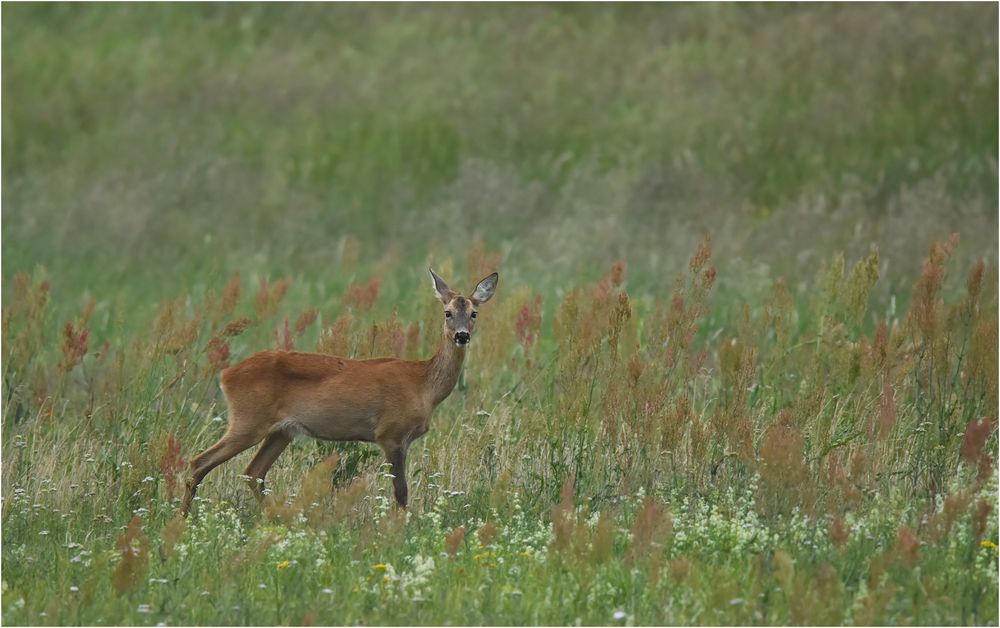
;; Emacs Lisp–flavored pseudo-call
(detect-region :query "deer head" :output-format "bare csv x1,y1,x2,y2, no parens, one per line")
429,268,498,346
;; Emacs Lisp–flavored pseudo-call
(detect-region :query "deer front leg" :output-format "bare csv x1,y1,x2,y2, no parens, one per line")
380,442,408,508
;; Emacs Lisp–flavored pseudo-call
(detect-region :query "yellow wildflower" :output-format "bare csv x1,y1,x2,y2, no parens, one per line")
276,560,290,571
519,551,531,558
373,563,387,570
981,540,998,550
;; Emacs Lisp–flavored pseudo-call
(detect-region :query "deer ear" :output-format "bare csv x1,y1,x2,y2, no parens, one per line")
429,268,454,304
471,272,498,305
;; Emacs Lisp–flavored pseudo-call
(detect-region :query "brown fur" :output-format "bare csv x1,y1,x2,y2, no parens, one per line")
180,271,497,515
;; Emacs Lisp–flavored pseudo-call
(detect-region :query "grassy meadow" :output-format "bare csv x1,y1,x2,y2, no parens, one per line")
2,4,998,625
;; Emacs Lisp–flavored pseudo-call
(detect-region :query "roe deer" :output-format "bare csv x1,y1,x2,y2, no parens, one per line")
180,269,498,515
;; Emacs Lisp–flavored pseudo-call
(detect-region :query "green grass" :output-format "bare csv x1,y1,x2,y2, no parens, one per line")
2,4,998,626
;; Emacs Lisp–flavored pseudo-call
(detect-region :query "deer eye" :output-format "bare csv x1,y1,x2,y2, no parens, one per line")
444,311,452,318
470,311,477,319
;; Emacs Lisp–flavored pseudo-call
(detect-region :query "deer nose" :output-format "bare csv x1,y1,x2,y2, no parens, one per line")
455,331,471,345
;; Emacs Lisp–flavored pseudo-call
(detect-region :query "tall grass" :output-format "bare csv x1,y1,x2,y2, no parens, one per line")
2,234,997,624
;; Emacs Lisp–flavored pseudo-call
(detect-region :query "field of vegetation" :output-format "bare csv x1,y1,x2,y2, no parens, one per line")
2,4,998,625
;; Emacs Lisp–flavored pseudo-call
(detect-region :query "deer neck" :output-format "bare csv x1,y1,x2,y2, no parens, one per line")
426,333,467,406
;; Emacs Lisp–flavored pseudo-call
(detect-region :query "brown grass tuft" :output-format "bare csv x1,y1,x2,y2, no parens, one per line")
609,259,627,288
853,583,896,626
590,512,614,564
759,410,813,514
476,521,499,546
444,526,466,558
876,373,897,439
219,273,241,317
159,514,186,559
972,498,992,543
908,234,959,341
59,320,89,372
668,557,692,583
960,419,997,475
343,277,381,313
112,516,149,595
894,525,920,568
295,310,319,336
317,312,355,356
274,318,295,351
158,433,186,501
626,496,672,583
966,258,985,305
332,477,369,521
550,478,576,554
829,516,851,548
204,337,231,371
515,296,543,350
790,563,845,625
255,277,292,319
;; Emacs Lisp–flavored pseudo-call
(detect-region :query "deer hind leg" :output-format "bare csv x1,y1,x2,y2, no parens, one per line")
243,430,293,501
181,426,266,516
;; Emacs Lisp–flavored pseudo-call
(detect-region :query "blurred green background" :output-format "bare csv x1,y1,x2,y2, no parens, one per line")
3,3,997,318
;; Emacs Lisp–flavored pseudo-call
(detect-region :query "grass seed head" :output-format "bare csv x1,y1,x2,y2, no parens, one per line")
204,337,231,371
218,273,241,317
444,526,466,558
221,317,251,337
